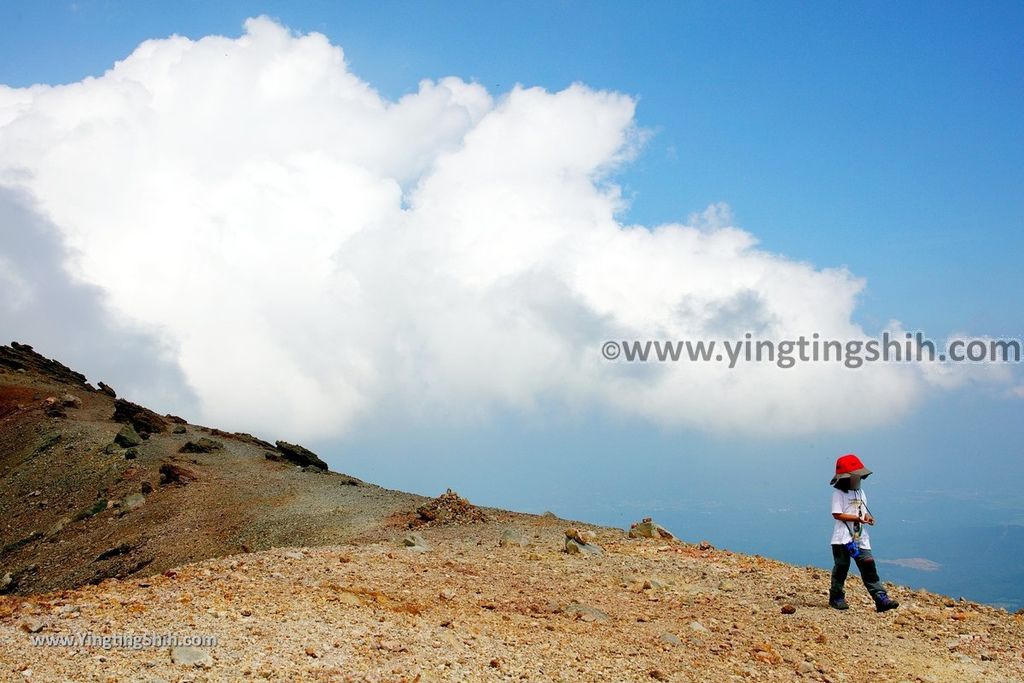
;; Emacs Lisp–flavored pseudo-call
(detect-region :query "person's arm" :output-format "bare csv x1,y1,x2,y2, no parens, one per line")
832,511,871,524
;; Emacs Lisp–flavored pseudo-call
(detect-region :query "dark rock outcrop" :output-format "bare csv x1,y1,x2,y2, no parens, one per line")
0,342,90,387
274,441,328,470
179,438,223,454
114,424,143,448
112,398,167,434
159,463,197,485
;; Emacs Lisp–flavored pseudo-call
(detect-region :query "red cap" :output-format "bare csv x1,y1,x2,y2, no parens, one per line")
830,453,872,485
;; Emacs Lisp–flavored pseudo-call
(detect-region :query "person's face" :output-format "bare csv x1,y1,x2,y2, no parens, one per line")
849,474,862,490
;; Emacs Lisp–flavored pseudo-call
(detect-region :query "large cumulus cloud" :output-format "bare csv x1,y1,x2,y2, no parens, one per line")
0,17,979,440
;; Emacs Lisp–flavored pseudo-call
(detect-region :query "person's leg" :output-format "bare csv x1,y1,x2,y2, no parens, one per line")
830,544,850,602
853,548,884,598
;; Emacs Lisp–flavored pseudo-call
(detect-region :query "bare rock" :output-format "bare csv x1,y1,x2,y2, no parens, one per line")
170,646,212,668
274,440,328,470
628,517,675,540
113,398,167,434
179,438,223,454
114,424,143,448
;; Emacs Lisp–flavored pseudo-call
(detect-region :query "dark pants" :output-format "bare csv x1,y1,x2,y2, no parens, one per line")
830,544,885,600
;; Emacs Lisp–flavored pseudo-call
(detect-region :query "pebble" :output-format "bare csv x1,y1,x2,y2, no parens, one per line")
169,647,212,668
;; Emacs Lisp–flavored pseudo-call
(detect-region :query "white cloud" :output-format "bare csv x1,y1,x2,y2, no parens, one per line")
0,17,1009,440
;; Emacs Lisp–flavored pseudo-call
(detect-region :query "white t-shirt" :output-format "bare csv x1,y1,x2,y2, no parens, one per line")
830,488,871,549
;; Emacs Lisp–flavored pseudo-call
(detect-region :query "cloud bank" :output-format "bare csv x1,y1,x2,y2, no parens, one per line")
0,17,1003,440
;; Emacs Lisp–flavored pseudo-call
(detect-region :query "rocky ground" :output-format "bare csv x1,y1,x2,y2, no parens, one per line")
0,342,425,595
2,343,1023,682
2,518,1023,682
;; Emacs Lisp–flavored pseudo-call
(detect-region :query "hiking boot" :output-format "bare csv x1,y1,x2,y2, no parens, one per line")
874,591,899,613
828,596,849,610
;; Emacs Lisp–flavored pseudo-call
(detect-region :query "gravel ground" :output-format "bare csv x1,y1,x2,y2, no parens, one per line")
2,518,1022,683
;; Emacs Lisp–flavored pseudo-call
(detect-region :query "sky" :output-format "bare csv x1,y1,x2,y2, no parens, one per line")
1,2,1022,605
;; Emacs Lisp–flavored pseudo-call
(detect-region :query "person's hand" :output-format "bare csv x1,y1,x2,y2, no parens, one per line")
863,514,875,525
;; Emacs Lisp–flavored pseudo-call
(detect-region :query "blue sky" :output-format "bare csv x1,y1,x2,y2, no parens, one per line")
2,2,1022,605
3,1,1022,335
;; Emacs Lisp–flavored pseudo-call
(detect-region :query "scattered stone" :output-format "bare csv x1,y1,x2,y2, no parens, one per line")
59,394,81,408
35,432,61,453
265,451,282,462
689,620,708,633
179,438,223,454
170,646,212,668
563,602,609,622
798,661,815,674
628,517,675,540
114,424,143,448
113,399,167,434
489,658,501,669
0,572,15,594
564,528,603,556
718,579,737,592
440,588,456,601
274,441,328,470
140,481,153,495
649,670,669,681
172,425,187,434
95,543,132,562
97,382,117,397
284,551,304,560
20,618,45,633
498,529,528,548
416,489,487,525
781,604,796,614
697,540,714,551
159,463,197,486
123,447,139,460
659,632,682,646
121,493,145,511
402,532,430,551
102,443,118,455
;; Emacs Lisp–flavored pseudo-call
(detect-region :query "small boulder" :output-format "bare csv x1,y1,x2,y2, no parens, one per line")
114,424,143,448
498,529,528,548
170,646,212,668
123,447,139,460
121,493,145,511
20,618,45,634
628,517,675,540
159,463,197,486
172,425,187,434
113,398,167,434
563,602,609,622
402,532,430,551
660,632,682,647
274,441,328,470
59,394,81,409
564,528,602,556
179,438,223,454
97,382,117,398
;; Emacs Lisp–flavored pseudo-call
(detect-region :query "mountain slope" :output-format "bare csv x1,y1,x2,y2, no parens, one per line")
0,342,427,594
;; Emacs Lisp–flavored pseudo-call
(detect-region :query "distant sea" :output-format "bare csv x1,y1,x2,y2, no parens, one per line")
570,493,1024,612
